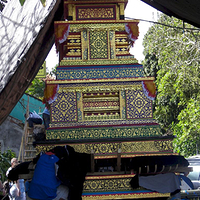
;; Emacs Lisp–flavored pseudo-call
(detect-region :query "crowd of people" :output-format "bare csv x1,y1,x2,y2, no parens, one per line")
3,156,69,200
3,145,90,200
0,158,26,200
0,105,51,199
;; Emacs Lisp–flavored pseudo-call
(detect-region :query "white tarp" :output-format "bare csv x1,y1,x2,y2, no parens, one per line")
0,0,56,92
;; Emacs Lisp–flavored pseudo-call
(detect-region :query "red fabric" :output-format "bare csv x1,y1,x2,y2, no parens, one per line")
43,84,59,104
125,22,139,47
142,81,156,100
54,23,70,52
45,152,55,155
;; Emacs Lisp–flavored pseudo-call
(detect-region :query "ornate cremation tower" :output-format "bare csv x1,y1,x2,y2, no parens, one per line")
38,0,180,199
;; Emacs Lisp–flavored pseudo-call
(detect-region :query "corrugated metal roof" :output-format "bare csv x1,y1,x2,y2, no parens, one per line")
141,0,200,28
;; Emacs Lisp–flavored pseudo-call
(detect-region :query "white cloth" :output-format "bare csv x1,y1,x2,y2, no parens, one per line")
8,178,26,200
9,181,26,200
6,167,26,200
6,167,12,177
139,173,180,193
53,185,69,200
28,111,42,120
6,167,14,190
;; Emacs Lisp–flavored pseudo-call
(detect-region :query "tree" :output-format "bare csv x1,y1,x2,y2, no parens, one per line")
25,78,45,100
143,53,159,80
142,53,159,114
0,149,16,182
143,14,200,156
173,98,200,157
25,64,57,100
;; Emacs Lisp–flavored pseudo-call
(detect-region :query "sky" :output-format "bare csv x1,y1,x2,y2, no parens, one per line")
45,0,159,72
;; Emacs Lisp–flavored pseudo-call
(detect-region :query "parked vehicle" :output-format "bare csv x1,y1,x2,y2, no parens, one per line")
180,155,200,199
187,155,200,189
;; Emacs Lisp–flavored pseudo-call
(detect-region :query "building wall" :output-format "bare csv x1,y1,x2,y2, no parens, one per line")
0,116,23,157
0,94,45,158
10,94,45,123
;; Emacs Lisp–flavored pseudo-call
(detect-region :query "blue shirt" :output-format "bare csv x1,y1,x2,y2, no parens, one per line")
28,154,61,200
43,107,50,115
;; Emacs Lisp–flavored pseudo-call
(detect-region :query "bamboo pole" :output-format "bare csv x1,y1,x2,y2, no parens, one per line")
18,96,29,162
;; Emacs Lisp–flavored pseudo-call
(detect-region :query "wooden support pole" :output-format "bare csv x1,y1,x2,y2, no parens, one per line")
117,148,121,172
18,96,29,162
91,150,95,173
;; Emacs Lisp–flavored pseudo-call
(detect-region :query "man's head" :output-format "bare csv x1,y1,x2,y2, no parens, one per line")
11,158,18,168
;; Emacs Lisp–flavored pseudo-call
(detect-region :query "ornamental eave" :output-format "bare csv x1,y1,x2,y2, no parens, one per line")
46,77,155,84
54,19,140,25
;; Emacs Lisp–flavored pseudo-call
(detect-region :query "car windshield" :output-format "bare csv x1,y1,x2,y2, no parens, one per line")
188,171,200,181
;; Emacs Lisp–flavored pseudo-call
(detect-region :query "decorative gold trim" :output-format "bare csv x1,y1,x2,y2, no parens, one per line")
119,90,124,119
66,43,81,46
60,58,138,66
75,4,117,21
89,30,109,60
57,84,143,93
67,46,81,49
85,174,135,180
110,30,116,59
87,28,90,60
116,49,129,55
47,77,154,84
119,2,125,16
83,106,119,111
94,153,175,159
116,4,120,20
68,3,73,17
68,35,81,38
35,143,174,158
72,4,76,20
82,193,169,200
37,139,173,155
54,19,139,25
116,42,129,46
83,97,119,102
81,29,88,60
116,45,129,48
64,0,128,5
115,33,128,37
107,30,111,59
67,51,81,56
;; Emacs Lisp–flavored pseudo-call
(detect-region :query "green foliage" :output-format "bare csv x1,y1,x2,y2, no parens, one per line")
173,98,200,157
19,0,46,6
49,64,58,77
40,0,46,6
143,14,200,156
25,64,57,100
0,149,16,182
143,53,159,79
142,53,159,113
19,0,25,6
25,78,45,100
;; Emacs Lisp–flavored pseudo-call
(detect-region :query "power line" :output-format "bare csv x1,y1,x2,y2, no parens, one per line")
125,17,200,31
